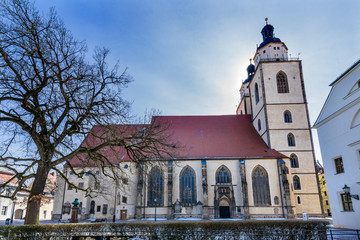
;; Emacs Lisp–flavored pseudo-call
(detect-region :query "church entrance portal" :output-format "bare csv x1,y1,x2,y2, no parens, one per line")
219,206,230,218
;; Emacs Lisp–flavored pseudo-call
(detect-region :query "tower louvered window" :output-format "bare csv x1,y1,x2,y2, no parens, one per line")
277,71,289,93
148,167,163,206
180,166,196,205
252,166,271,206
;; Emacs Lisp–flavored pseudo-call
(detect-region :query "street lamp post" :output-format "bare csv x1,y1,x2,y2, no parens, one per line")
154,197,158,222
343,184,360,200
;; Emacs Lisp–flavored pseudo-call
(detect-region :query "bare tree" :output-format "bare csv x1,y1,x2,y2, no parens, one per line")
0,0,176,225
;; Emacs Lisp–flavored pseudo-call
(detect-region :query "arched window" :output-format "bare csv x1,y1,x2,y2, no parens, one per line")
258,119,261,131
290,154,299,168
297,196,301,204
287,133,295,146
277,71,289,93
252,166,271,206
148,167,163,206
90,201,95,214
284,111,292,123
180,166,196,205
254,83,259,104
216,166,232,184
293,175,301,190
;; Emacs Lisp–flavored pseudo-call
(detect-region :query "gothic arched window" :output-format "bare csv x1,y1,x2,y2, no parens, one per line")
252,166,271,206
255,83,259,104
287,133,296,146
90,200,95,214
180,166,196,205
277,71,289,93
284,110,292,123
148,167,164,206
290,154,299,168
216,166,232,184
293,175,301,190
258,119,261,131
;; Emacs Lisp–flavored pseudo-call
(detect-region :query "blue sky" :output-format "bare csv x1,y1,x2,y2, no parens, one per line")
34,0,360,161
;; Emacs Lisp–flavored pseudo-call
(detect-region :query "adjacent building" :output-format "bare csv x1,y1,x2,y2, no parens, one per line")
0,171,56,221
53,21,323,221
314,59,360,229
316,161,331,216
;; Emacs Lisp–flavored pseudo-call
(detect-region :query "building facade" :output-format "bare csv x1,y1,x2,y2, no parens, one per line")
53,22,322,221
0,171,55,221
317,162,331,217
314,59,360,229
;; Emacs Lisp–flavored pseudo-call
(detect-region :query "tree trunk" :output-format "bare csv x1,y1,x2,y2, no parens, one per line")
24,164,50,225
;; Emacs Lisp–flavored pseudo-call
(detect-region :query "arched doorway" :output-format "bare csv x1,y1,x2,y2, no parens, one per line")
14,209,23,219
219,198,230,218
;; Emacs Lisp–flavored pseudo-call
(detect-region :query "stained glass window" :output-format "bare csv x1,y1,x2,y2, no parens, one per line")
293,175,301,190
216,166,232,184
290,154,299,168
287,133,296,146
180,166,196,205
148,167,163,206
252,166,271,206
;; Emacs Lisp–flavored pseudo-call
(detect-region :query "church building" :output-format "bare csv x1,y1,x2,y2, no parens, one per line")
52,21,323,221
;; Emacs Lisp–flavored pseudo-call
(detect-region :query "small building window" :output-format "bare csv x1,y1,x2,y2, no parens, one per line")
122,178,128,185
67,184,73,190
341,193,353,211
122,196,127,204
94,182,100,190
290,154,299,168
324,191,327,196
102,204,108,215
254,83,260,104
96,206,101,212
325,200,329,206
334,157,344,174
258,119,261,131
78,182,84,188
274,196,279,205
293,175,301,190
277,71,289,93
287,133,296,147
1,206,8,215
284,111,292,123
297,196,301,204
263,50,266,54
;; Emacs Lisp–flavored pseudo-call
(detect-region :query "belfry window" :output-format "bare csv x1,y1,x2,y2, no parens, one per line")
216,166,232,184
293,175,301,190
277,71,289,93
255,83,259,104
180,166,196,205
252,166,271,206
290,154,299,168
148,167,163,206
287,133,296,147
284,111,292,123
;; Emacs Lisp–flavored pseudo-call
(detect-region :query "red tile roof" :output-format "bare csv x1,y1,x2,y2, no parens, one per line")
154,115,285,159
0,171,17,185
68,115,286,167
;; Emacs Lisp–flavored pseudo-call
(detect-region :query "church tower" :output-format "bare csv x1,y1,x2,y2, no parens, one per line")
237,19,323,217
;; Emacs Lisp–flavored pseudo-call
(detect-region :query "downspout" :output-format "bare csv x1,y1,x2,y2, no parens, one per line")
277,159,285,218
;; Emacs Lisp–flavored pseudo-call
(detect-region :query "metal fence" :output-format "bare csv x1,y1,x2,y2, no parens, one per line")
0,228,359,240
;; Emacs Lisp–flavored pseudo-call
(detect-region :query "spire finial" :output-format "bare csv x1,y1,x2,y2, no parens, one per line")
265,17,268,24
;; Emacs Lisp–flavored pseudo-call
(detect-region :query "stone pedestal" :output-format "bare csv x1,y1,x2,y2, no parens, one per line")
70,206,79,223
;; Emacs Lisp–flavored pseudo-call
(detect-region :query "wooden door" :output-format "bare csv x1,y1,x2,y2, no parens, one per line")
120,210,127,220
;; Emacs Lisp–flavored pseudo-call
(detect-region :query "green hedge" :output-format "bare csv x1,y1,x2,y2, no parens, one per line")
0,220,329,240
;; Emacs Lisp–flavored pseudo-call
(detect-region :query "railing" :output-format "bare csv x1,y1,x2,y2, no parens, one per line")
258,57,300,63
327,229,360,240
1,228,359,239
